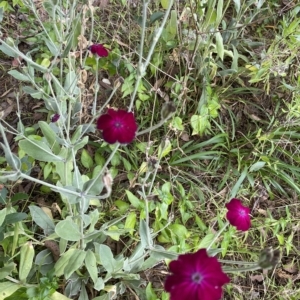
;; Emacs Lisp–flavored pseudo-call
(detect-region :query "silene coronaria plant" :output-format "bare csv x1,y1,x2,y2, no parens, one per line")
164,198,278,300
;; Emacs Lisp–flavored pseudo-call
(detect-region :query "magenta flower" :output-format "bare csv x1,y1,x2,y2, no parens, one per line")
165,249,230,300
51,113,60,122
97,109,137,144
226,198,251,231
89,44,109,57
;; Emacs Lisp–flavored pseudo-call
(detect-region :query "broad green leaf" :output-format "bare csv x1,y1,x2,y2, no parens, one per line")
0,43,18,58
54,249,84,277
11,193,28,202
114,200,129,213
169,224,189,240
190,114,209,136
146,283,157,300
161,0,170,9
22,86,43,99
149,11,164,24
126,190,142,209
171,117,184,130
64,70,79,96
198,233,215,248
82,176,104,196
73,136,89,152
81,149,94,169
40,58,51,68
158,139,172,158
125,212,136,235
19,241,35,282
54,148,73,185
98,244,115,274
39,121,61,154
165,10,177,38
55,218,81,241
94,277,105,291
249,161,266,172
4,212,27,225
43,162,52,179
140,219,153,248
0,281,21,300
64,250,86,279
8,70,30,81
29,205,55,235
19,138,63,162
106,225,121,241
232,0,240,12
85,250,98,284
0,262,15,280
50,292,72,300
44,39,59,56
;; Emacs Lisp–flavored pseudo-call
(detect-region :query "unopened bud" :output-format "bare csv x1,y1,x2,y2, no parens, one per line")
258,247,281,269
161,102,176,120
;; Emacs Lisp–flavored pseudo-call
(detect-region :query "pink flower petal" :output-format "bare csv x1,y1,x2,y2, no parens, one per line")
165,249,230,300
96,109,137,144
226,198,251,231
51,113,60,122
89,44,109,57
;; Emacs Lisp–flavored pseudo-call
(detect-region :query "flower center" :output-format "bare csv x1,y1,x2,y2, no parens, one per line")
191,272,202,284
114,121,123,128
238,209,247,216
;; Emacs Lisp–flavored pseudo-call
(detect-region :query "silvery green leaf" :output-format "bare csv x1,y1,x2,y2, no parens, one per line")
19,138,63,162
64,71,79,96
39,121,61,154
85,250,98,284
96,244,115,274
139,220,153,248
22,86,43,99
35,249,54,265
29,205,55,235
82,176,104,196
1,143,21,170
44,38,59,56
54,249,85,278
82,123,95,134
63,250,86,279
94,277,104,291
8,70,30,82
0,42,18,58
73,136,89,152
55,218,81,241
78,284,89,300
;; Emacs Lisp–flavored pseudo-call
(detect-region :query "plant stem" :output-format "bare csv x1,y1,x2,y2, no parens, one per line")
207,221,230,251
128,0,174,111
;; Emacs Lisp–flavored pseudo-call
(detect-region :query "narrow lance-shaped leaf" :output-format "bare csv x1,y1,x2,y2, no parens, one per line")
19,241,35,282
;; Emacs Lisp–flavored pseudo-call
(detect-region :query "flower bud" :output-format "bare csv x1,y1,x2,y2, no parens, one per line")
258,247,281,269
161,102,176,120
